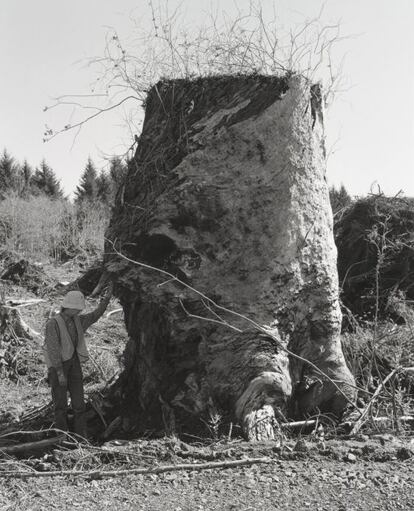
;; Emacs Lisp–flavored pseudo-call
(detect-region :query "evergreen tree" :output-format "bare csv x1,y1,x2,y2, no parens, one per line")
0,149,18,194
329,184,352,215
108,156,128,197
31,160,63,198
96,170,112,204
20,160,33,196
75,157,98,203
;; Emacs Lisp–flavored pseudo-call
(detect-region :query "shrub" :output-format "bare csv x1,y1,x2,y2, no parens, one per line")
0,194,110,263
335,195,414,321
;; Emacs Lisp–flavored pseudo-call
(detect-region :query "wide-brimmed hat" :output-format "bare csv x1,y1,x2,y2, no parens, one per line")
62,290,85,310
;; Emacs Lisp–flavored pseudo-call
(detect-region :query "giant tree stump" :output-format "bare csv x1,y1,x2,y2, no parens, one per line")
105,74,355,440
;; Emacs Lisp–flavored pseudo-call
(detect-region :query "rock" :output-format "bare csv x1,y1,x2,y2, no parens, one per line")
345,452,357,463
36,462,52,471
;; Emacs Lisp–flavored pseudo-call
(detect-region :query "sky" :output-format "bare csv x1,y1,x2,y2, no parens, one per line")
1,0,413,197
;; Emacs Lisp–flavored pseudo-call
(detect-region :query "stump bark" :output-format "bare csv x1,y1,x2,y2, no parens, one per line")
105,74,355,440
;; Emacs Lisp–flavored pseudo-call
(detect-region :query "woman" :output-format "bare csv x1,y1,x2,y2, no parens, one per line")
44,284,112,439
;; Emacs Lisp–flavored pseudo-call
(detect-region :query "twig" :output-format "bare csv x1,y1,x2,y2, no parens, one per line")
106,308,123,318
44,95,139,142
0,456,271,479
179,298,242,333
5,298,46,307
350,368,398,435
280,419,317,429
0,428,57,439
372,415,414,424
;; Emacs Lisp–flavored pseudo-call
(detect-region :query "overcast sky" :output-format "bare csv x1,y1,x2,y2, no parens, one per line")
1,0,413,197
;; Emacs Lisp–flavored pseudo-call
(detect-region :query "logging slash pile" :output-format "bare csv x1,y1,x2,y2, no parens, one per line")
334,195,414,411
335,195,414,323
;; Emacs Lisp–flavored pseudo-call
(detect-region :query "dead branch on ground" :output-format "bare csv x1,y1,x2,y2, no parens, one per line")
0,456,270,479
0,435,66,456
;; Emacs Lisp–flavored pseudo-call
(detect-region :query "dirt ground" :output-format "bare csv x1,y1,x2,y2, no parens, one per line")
0,260,127,423
0,440,413,510
1,262,413,510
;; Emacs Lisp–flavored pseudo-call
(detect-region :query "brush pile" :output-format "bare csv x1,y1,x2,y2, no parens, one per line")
335,195,414,322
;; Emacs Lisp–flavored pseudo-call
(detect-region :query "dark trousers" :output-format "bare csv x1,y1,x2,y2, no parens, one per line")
49,354,87,438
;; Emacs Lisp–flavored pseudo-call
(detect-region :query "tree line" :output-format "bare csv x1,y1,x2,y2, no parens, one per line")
0,148,127,205
2,147,353,214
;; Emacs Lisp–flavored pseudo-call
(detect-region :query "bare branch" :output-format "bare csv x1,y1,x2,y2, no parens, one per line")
46,1,352,141
44,95,139,142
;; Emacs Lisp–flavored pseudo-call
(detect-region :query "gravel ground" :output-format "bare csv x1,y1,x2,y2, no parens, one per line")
1,437,413,511
1,457,413,510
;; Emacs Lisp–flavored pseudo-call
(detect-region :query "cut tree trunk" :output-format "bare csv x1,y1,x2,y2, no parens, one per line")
105,74,355,440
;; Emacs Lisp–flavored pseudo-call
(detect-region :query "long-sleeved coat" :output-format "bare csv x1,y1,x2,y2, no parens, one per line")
44,296,110,370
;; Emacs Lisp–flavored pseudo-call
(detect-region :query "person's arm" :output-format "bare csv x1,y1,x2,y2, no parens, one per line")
45,319,66,386
79,283,113,332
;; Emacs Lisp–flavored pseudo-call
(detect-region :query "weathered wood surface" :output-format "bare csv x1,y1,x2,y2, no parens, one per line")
105,75,355,439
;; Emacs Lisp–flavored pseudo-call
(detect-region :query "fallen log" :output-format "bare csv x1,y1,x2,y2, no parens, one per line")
0,434,66,456
0,456,270,478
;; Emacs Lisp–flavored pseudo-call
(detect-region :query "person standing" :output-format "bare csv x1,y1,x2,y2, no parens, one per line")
44,284,113,439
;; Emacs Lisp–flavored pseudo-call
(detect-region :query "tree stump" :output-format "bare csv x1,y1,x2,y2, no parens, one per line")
105,74,355,440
